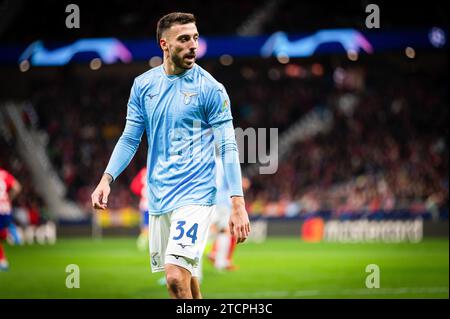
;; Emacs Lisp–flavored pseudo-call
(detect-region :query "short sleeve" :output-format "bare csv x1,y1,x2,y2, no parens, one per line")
204,83,233,126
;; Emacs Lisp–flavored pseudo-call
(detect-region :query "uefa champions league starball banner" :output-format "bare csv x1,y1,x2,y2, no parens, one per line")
0,27,447,66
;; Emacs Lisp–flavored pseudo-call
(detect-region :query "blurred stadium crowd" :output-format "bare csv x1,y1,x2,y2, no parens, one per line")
0,1,448,223
2,53,448,221
245,58,448,220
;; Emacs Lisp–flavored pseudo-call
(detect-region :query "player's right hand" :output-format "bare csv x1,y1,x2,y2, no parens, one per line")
91,175,112,210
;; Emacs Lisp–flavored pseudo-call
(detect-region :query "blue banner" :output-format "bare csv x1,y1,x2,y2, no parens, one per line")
0,27,446,66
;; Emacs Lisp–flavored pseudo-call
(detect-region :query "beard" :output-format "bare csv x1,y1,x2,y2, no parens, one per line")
170,51,195,70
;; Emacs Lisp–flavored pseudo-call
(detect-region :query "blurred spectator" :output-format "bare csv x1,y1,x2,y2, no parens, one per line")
1,52,447,221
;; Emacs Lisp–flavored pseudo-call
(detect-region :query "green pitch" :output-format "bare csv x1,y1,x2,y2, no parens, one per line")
0,237,448,298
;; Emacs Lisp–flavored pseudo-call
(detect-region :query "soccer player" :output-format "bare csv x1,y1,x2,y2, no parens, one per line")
91,12,250,299
130,167,149,251
0,167,22,271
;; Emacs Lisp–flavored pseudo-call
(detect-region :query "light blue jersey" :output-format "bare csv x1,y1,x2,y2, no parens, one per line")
105,64,243,215
215,155,231,209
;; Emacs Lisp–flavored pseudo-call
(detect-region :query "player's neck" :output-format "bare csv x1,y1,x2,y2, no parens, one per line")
163,58,189,76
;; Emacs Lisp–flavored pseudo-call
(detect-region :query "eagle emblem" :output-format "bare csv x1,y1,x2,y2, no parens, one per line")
182,92,197,105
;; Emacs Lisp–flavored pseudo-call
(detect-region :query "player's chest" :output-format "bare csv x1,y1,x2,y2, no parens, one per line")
143,81,203,122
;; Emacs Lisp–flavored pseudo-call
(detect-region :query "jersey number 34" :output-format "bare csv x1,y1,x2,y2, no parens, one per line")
172,220,198,244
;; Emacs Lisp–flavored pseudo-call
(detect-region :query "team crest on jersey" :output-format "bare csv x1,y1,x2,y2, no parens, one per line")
182,91,197,105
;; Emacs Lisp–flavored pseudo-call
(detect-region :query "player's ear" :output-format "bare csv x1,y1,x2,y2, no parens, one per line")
160,38,168,52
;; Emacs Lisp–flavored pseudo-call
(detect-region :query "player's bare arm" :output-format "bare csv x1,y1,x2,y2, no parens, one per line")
91,173,113,210
229,196,250,243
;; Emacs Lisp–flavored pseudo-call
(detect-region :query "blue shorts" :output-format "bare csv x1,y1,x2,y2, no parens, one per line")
142,210,149,226
0,214,12,230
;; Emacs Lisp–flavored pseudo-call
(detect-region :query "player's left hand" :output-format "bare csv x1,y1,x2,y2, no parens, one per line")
229,196,250,244
91,174,112,210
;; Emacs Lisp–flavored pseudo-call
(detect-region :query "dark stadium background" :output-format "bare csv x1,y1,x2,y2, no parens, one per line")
0,0,448,299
